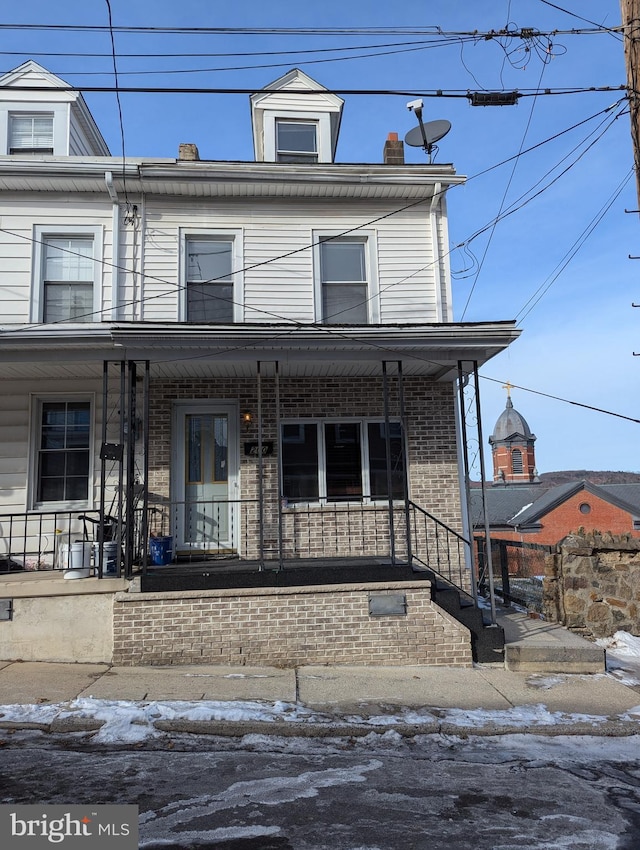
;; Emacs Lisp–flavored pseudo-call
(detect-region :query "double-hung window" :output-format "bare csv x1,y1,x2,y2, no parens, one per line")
316,234,378,324
184,234,241,323
281,420,405,504
275,120,318,163
9,112,54,154
32,226,102,324
33,398,92,507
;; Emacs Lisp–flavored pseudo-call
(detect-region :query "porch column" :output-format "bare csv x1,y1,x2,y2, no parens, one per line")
382,361,396,564
257,361,265,569
275,361,284,570
397,361,413,567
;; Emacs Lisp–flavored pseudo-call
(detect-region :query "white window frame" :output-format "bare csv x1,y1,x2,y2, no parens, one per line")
31,225,103,323
275,118,318,163
0,103,69,155
263,110,333,163
312,230,379,324
28,394,95,512
280,418,407,505
179,229,244,323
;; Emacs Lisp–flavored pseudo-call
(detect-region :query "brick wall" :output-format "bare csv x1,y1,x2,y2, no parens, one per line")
113,581,473,667
145,375,464,559
480,490,640,549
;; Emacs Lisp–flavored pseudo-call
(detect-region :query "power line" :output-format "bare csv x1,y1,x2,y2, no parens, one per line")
0,83,626,97
0,23,617,35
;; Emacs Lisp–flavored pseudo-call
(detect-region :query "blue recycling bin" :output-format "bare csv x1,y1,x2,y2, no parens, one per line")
149,536,173,566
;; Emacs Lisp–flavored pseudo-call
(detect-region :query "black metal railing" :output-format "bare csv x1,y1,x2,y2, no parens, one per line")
409,501,470,591
0,499,473,582
475,536,552,612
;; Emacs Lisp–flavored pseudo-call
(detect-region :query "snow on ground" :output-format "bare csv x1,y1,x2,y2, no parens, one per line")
0,695,639,745
0,631,639,746
598,630,640,687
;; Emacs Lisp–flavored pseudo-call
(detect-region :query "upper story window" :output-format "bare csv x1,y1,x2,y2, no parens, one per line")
31,226,102,324
9,112,54,154
182,231,243,323
42,237,94,322
317,235,377,324
275,120,318,163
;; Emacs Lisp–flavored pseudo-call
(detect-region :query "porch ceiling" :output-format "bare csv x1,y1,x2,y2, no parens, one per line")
0,321,520,381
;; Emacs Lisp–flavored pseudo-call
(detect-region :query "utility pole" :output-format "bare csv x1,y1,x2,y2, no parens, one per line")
621,0,640,205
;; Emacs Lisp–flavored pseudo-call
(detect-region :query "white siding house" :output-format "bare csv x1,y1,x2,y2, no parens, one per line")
0,63,519,666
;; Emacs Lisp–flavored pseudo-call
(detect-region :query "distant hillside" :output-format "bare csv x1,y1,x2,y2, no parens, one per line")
537,470,640,486
471,470,640,488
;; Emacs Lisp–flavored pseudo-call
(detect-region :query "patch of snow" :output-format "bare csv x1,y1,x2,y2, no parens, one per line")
597,630,640,687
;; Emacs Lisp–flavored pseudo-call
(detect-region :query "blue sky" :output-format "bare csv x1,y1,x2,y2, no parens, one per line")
3,0,638,475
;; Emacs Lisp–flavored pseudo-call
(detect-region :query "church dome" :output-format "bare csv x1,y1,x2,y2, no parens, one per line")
489,397,535,444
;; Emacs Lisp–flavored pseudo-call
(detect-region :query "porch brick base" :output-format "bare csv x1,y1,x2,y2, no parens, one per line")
113,581,473,667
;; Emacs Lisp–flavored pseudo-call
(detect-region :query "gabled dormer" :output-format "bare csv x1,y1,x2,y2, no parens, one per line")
0,60,110,156
250,68,344,164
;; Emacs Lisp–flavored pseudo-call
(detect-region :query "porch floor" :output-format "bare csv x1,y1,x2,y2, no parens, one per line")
140,556,430,592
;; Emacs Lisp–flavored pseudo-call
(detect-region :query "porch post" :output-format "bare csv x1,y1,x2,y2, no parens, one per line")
397,361,412,567
275,361,284,570
257,361,264,569
382,361,397,565
472,360,497,623
98,361,109,578
118,361,126,565
124,360,137,577
140,360,150,574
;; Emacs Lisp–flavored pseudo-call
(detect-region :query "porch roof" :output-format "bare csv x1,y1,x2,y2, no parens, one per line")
0,321,520,380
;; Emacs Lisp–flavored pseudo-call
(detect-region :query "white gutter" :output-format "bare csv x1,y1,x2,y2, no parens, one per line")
105,172,120,321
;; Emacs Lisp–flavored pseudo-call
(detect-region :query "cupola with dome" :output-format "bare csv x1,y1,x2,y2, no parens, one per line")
488,386,538,485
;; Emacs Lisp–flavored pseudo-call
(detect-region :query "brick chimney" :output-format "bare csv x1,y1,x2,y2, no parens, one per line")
178,143,200,161
383,132,404,165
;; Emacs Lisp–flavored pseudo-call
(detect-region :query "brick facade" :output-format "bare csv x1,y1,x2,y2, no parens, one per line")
113,581,473,667
144,375,464,560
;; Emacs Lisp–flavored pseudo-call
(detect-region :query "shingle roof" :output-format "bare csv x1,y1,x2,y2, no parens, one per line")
471,480,640,529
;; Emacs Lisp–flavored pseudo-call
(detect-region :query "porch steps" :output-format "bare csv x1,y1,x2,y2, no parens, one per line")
415,570,505,664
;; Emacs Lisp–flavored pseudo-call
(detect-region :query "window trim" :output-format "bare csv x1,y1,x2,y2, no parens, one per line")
263,109,333,163
313,230,379,324
280,417,407,505
1,103,69,156
179,229,244,323
28,393,95,512
275,118,318,162
31,225,103,323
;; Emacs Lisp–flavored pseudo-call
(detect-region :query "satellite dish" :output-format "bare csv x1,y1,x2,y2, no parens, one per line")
404,119,452,149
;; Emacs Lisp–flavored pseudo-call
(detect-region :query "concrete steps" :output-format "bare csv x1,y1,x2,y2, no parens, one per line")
496,610,606,673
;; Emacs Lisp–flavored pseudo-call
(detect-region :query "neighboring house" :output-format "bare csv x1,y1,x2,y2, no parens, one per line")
0,61,519,666
472,394,640,609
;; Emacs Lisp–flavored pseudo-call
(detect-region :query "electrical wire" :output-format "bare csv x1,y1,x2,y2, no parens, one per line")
104,0,130,210
460,55,549,319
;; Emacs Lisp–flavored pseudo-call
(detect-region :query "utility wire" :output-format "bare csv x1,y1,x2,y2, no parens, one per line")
104,0,130,209
461,55,549,319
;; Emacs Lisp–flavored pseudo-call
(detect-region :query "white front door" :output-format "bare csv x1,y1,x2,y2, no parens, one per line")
173,403,239,553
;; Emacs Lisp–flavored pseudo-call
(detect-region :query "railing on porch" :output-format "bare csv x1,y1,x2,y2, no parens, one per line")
475,536,552,612
0,508,150,576
0,499,472,587
409,501,470,591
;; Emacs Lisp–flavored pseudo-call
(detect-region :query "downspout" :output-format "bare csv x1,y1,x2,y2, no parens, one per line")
430,183,444,322
105,172,120,321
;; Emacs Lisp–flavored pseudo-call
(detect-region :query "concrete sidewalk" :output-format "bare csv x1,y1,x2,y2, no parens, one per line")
0,658,638,719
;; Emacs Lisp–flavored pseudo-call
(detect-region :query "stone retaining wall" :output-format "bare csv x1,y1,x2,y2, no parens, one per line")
113,581,473,667
543,533,640,638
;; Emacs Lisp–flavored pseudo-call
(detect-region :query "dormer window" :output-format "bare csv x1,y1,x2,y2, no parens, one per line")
9,112,54,154
276,120,318,163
